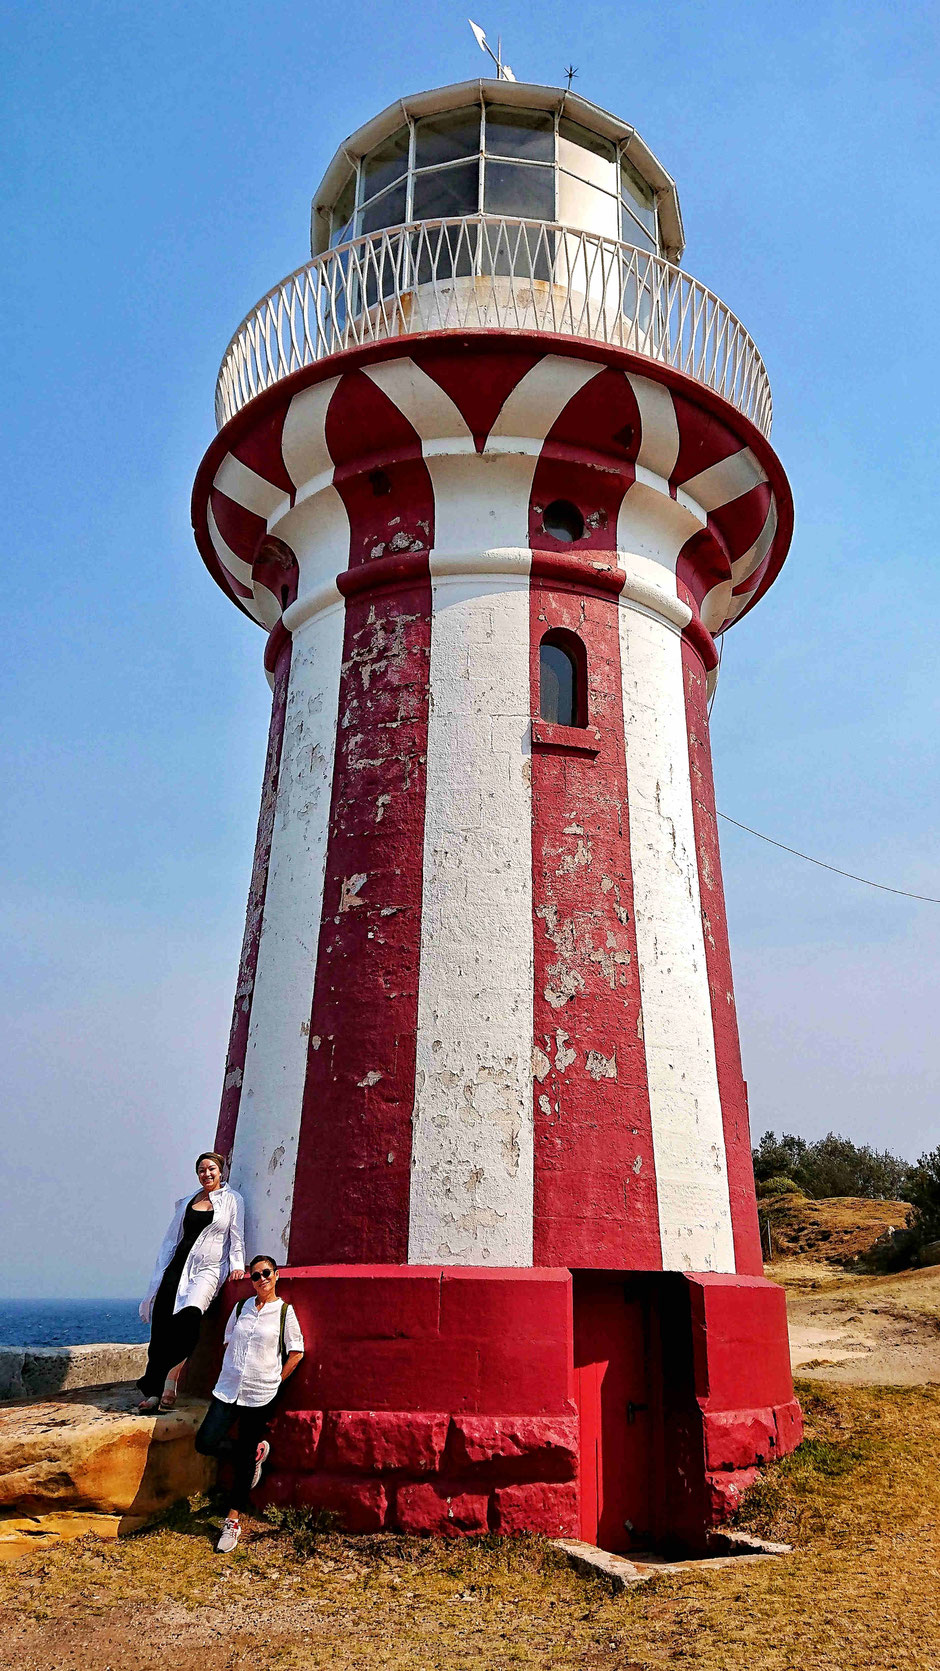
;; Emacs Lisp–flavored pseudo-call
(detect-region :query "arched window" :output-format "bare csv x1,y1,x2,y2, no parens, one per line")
539,630,586,727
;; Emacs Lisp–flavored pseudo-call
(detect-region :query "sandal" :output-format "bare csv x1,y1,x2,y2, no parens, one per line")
136,1396,160,1414
158,1388,177,1412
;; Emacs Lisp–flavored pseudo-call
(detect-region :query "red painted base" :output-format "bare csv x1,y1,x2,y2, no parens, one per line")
202,1265,800,1548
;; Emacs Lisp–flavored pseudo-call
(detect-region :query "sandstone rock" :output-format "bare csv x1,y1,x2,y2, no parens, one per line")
0,1385,212,1557
0,1345,148,1403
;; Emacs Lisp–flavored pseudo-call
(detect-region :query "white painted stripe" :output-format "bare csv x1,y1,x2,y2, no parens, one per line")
626,372,681,480
618,474,704,572
680,447,767,515
281,376,341,492
213,453,288,523
619,606,735,1273
361,357,474,451
485,354,602,450
409,569,535,1266
229,602,345,1258
207,500,253,586
731,497,777,587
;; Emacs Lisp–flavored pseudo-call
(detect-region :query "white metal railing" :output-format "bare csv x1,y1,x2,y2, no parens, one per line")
215,217,772,436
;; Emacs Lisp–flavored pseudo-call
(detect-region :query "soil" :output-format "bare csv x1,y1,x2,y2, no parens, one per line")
1,1383,939,1670
775,1258,940,1385
759,1194,908,1263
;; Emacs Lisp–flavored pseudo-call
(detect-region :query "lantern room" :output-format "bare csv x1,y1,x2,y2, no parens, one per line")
310,79,685,260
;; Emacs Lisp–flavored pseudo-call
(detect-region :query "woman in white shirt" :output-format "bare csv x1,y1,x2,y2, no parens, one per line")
137,1152,246,1413
195,1253,304,1553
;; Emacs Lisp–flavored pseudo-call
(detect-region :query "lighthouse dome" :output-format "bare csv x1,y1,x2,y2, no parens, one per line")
310,79,684,263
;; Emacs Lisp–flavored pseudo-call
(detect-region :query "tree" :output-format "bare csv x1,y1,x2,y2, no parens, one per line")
752,1130,913,1201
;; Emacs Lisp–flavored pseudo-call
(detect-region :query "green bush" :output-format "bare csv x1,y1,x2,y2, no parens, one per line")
756,1176,804,1198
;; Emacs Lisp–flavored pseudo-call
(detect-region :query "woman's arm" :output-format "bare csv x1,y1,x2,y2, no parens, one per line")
280,1350,304,1383
227,1190,246,1278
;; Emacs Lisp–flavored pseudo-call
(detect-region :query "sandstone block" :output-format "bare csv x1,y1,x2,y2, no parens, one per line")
493,1481,579,1536
325,1410,449,1474
703,1407,776,1471
705,1467,761,1524
774,1397,804,1455
395,1481,489,1536
448,1414,578,1479
262,1472,387,1531
269,1409,323,1468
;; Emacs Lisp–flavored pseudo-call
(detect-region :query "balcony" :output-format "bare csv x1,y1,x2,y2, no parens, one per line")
215,216,772,437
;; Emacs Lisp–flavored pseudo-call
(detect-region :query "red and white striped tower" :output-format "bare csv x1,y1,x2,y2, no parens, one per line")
192,79,801,1551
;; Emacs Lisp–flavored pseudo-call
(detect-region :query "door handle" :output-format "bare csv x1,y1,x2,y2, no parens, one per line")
626,1401,648,1424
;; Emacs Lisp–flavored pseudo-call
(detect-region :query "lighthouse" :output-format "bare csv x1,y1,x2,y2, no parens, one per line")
192,76,801,1551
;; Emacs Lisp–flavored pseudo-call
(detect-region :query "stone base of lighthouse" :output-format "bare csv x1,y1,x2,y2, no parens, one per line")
195,1266,800,1551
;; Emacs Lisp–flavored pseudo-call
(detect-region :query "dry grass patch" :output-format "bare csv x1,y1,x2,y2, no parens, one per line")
1,1382,939,1670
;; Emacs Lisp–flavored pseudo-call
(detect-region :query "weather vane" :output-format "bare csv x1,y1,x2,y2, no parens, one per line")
468,18,517,81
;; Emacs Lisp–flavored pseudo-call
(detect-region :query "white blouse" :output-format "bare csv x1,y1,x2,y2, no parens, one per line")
139,1183,246,1323
213,1297,305,1408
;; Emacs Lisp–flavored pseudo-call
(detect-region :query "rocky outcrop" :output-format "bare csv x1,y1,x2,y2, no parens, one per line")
0,1344,147,1402
0,1385,211,1559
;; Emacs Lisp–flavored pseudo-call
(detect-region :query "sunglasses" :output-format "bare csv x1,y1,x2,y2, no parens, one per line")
250,1269,274,1281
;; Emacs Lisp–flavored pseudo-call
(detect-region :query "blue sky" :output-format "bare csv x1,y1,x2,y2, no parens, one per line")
3,0,938,1297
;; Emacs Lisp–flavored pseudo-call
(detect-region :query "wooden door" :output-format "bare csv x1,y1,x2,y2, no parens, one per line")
573,1275,653,1551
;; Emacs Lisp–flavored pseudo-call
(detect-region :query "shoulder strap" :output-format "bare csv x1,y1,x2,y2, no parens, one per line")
236,1297,246,1319
279,1300,288,1363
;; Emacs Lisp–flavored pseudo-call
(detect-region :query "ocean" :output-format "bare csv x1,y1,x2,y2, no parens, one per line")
0,1298,149,1349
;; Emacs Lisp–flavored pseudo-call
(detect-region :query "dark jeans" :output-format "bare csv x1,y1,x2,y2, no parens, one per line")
137,1300,203,1398
195,1394,278,1512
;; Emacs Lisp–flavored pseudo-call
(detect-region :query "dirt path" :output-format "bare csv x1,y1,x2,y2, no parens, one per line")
777,1261,940,1384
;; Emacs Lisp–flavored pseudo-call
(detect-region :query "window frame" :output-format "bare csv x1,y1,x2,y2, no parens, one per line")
537,628,589,730
343,101,661,254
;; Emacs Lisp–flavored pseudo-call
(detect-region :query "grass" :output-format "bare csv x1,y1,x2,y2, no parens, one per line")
1,1382,939,1669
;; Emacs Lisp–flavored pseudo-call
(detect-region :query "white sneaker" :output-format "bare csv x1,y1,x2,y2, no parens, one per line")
251,1440,271,1490
216,1517,241,1553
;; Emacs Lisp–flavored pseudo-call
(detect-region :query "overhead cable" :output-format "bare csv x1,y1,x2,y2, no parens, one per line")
716,813,940,905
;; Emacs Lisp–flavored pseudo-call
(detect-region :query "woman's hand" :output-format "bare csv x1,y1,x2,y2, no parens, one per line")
229,1269,247,1280
139,1298,152,1325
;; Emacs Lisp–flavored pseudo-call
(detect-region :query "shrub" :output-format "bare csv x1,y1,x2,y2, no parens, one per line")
756,1176,804,1198
863,1145,940,1270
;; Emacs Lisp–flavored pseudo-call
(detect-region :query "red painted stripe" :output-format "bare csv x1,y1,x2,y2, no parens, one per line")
529,368,641,552
209,487,267,567
529,578,661,1269
411,343,543,450
288,372,434,1264
681,637,763,1275
228,391,296,499
215,630,293,1165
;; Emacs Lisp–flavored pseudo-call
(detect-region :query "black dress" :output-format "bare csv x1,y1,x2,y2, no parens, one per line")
137,1199,214,1398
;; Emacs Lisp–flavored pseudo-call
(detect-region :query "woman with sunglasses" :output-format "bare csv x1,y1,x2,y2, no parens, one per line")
195,1254,304,1553
137,1151,246,1414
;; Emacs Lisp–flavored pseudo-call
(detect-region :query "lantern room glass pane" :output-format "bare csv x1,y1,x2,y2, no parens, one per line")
484,160,554,218
484,105,554,160
412,160,479,220
414,107,481,169
621,157,657,236
362,126,410,199
330,173,356,247
558,117,616,165
359,180,408,234
620,204,655,251
540,641,578,726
